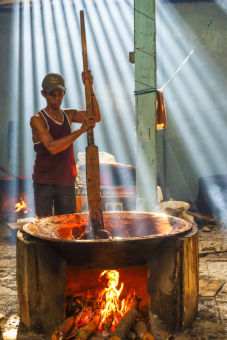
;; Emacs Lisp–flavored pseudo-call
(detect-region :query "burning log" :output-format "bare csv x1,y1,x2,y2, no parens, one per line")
128,331,137,340
109,296,139,340
89,336,109,340
74,314,101,340
74,306,94,327
133,321,155,340
101,313,113,331
126,295,140,310
66,295,99,318
52,315,76,340
52,304,96,340
66,295,83,316
109,309,138,340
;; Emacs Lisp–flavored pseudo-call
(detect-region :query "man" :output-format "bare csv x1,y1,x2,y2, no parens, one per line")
30,71,100,218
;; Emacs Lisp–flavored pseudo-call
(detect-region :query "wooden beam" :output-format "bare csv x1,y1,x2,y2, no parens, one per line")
135,0,157,212
147,226,199,333
16,230,67,335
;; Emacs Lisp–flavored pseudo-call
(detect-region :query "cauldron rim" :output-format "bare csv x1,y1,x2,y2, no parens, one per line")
22,211,193,243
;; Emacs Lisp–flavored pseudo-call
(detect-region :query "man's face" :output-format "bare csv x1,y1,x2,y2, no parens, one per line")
42,88,66,109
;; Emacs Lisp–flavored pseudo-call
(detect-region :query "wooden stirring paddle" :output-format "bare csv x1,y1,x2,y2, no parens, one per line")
80,10,112,240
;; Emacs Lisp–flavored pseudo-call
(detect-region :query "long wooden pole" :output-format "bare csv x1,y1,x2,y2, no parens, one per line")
135,0,157,212
80,11,94,146
80,11,111,240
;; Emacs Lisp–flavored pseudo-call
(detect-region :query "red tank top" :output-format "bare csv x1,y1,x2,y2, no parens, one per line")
33,109,77,186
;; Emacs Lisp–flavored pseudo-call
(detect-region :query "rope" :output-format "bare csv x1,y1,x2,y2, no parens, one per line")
134,89,156,96
135,47,156,59
123,0,155,21
160,0,224,90
135,80,156,89
124,0,224,91
134,80,156,95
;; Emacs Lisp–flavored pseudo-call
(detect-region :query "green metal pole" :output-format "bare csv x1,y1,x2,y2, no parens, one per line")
135,0,157,212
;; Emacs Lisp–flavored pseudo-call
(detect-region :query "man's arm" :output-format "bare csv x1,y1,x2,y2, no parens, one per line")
66,70,101,124
30,113,95,155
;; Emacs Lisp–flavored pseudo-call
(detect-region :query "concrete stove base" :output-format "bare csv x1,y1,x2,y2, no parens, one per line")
16,226,198,336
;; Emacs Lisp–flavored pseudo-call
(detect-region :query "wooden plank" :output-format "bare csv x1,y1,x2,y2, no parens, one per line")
181,228,199,327
17,230,67,335
199,279,225,296
206,253,227,261
147,226,199,333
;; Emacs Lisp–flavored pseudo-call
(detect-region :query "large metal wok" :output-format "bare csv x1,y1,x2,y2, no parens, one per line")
23,211,192,269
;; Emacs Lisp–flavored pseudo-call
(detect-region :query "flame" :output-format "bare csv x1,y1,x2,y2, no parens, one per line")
14,197,30,213
98,270,126,331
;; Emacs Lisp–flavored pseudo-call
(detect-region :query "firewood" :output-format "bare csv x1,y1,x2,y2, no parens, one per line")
74,314,101,340
101,314,113,330
66,327,78,339
109,310,138,340
89,336,108,340
133,321,155,340
67,306,98,339
126,295,140,311
66,294,81,316
75,306,93,326
109,296,140,340
186,211,215,222
52,315,76,340
199,249,227,256
128,331,137,340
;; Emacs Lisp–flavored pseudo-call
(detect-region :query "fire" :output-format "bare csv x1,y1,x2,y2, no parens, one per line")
98,270,127,331
14,197,30,213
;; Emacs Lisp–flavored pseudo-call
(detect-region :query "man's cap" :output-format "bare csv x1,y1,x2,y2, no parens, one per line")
42,73,66,94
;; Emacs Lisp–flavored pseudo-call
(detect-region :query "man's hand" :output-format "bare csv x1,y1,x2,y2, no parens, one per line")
67,69,101,125
81,116,96,133
81,70,93,88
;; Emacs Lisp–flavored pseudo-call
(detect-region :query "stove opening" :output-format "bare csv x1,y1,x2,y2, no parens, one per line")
64,265,149,338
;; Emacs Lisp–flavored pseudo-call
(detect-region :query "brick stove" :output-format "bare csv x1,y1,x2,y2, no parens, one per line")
16,212,199,337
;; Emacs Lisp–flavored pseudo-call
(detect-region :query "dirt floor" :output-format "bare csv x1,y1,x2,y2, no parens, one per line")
0,219,227,340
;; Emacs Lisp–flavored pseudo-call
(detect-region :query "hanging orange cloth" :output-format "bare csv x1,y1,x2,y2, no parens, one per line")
156,89,167,130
